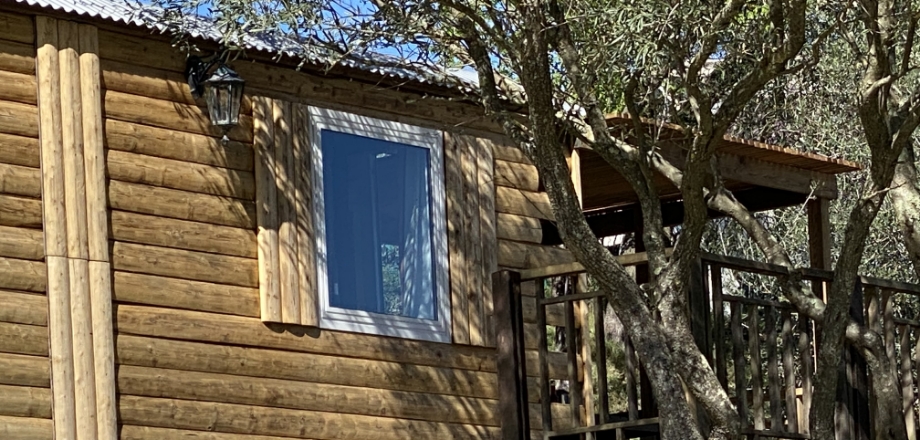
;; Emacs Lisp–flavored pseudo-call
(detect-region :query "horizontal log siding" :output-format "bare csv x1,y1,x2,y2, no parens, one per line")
96,48,519,440
0,27,49,436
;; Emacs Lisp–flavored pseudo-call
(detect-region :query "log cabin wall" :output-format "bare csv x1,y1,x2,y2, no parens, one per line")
0,11,54,440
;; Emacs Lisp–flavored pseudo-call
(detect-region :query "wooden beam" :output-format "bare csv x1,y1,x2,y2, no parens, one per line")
807,198,832,270
0,353,50,388
493,270,529,440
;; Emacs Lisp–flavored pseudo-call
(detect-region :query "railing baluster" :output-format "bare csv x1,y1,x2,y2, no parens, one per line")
565,298,581,425
748,304,764,430
625,332,639,421
884,291,896,363
766,305,782,432
711,265,727,388
731,301,748,427
594,295,609,424
782,309,798,433
536,278,552,434
797,315,813,434
900,325,915,440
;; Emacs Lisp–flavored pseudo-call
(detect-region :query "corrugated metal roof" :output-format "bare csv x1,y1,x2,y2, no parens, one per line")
12,0,479,92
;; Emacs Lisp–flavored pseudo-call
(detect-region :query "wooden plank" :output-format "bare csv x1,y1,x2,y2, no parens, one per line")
0,290,46,326
535,278,553,432
765,306,782,430
518,251,660,280
292,103,317,326
0,12,34,44
0,415,52,440
594,296,610,424
749,304,764,430
113,271,260,317
0,384,51,419
120,425,300,440
711,265,727,388
625,333,639,420
0,39,35,75
0,69,36,105
495,159,539,192
59,20,90,263
731,302,747,426
0,99,39,139
496,213,542,244
0,162,41,198
495,186,554,220
498,240,575,269
105,119,254,171
494,271,528,439
253,96,281,323
111,210,257,258
109,180,256,229
113,241,259,288
0,194,43,229
521,295,566,327
118,364,500,426
565,300,581,425
446,133,470,345
492,143,531,165
0,322,47,356
0,133,40,168
106,149,255,200
478,136,497,346
114,304,496,372
117,395,501,440
104,90,254,143
798,315,813,434
115,334,498,399
273,99,300,325
0,257,46,292
462,136,484,346
885,292,897,364
901,325,915,440
0,353,50,388
0,225,44,260
782,310,798,432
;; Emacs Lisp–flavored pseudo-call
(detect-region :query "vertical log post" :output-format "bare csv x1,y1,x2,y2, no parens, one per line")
494,270,530,440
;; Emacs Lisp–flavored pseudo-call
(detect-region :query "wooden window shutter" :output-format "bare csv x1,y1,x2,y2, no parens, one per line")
253,96,318,325
445,132,498,347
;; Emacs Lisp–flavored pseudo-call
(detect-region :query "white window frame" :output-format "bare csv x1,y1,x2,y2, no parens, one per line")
309,106,451,343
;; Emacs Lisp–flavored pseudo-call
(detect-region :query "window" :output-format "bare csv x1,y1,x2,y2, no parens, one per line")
310,107,451,342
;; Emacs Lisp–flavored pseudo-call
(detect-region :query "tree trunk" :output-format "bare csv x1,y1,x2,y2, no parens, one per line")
890,145,920,281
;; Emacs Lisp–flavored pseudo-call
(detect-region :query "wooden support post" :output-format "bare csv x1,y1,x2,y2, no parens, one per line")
494,270,530,440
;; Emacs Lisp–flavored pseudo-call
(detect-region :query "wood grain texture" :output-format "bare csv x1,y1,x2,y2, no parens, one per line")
293,103,317,326
0,194,42,229
0,384,51,419
117,395,501,440
496,213,543,244
0,415,52,440
461,135,484,346
0,69,36,105
492,142,531,165
0,99,39,139
68,258,98,440
89,261,117,440
0,256,46,292
0,162,41,197
253,96,281,322
0,290,46,326
0,321,47,356
113,271,260,317
105,119,253,171
36,19,65,259
495,186,554,220
0,225,44,260
0,353,50,388
80,24,109,266
446,132,470,345
478,137,497,347
0,39,35,75
59,21,90,261
114,304,496,372
115,334,498,399
110,210,257,258
118,365,500,426
112,241,259,288
0,12,35,45
273,100,300,324
498,240,576,269
105,90,253,143
120,426,296,440
109,180,256,229
0,133,40,168
495,159,539,192
107,149,255,200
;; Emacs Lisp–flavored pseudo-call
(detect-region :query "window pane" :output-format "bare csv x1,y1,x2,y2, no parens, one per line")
322,129,437,320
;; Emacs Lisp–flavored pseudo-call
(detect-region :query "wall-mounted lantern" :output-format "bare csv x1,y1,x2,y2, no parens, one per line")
186,54,245,135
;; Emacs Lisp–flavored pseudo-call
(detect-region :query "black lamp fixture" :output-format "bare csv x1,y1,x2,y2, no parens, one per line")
186,52,245,136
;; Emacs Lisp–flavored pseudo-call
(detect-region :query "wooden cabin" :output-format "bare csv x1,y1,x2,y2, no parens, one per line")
1,1,915,440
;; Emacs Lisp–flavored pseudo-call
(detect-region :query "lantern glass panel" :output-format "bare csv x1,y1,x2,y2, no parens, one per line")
203,66,244,129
